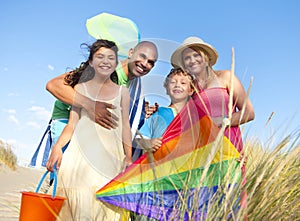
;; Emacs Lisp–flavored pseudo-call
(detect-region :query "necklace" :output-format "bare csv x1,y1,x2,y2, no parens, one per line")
197,68,216,90
197,79,208,90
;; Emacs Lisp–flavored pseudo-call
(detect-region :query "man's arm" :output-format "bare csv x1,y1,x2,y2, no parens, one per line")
46,72,119,129
46,72,77,106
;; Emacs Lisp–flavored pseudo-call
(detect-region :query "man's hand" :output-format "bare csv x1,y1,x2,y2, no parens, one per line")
86,100,119,129
145,102,159,119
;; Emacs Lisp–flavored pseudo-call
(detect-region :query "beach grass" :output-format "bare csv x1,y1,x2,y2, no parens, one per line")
1,131,299,220
0,140,17,170
134,126,300,221
244,131,300,220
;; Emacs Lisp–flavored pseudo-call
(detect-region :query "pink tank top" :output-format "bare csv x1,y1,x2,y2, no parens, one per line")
192,87,243,152
193,87,232,118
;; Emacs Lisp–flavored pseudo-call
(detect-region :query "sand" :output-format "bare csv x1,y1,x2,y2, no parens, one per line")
0,163,45,221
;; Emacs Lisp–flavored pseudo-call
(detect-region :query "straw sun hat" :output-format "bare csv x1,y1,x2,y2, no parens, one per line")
171,36,218,68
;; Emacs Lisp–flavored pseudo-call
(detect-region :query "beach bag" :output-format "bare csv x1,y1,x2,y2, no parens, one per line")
19,170,66,221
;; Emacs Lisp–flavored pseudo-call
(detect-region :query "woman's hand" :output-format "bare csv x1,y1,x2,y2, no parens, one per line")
237,152,247,168
122,156,133,172
46,146,63,172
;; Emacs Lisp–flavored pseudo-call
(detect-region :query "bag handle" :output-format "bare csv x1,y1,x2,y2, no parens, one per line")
35,169,58,198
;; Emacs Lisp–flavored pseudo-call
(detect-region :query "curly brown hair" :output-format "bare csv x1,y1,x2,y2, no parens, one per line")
64,39,119,87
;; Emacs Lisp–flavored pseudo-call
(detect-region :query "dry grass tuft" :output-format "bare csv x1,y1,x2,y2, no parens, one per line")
0,140,17,170
135,128,300,220
245,130,300,220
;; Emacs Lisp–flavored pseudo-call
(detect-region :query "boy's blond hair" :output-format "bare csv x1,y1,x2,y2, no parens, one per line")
163,67,195,92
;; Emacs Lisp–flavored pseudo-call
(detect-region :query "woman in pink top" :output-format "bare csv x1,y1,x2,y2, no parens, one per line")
171,36,255,214
171,36,254,151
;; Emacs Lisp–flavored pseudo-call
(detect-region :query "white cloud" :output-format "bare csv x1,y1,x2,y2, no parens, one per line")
5,139,17,146
8,92,20,97
0,138,11,147
26,121,41,129
48,64,54,71
27,106,51,120
8,115,20,125
2,108,17,114
7,109,17,114
3,67,8,71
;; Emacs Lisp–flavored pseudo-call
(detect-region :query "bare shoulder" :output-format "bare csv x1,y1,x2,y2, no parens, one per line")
73,83,85,95
120,85,130,96
214,70,231,86
214,70,231,78
120,85,130,108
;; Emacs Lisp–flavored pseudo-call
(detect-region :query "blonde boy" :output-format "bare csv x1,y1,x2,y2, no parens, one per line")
137,67,194,152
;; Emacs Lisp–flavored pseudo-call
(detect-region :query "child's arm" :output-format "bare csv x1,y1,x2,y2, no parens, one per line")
135,109,163,152
121,86,132,167
46,105,80,171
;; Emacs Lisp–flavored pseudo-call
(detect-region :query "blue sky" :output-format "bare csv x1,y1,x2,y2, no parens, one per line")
1,0,299,165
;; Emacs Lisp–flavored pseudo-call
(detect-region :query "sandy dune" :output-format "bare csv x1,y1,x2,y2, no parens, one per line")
0,164,45,221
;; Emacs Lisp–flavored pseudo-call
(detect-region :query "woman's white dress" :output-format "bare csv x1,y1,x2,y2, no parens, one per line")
57,86,126,220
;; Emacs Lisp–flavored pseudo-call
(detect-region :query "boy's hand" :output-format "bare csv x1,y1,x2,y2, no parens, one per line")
151,138,162,152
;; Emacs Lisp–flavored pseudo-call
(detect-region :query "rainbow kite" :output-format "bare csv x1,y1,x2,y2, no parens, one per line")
96,99,241,220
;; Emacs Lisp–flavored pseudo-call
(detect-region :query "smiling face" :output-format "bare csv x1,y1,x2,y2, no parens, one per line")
90,47,117,77
164,69,194,104
127,42,158,80
182,47,209,77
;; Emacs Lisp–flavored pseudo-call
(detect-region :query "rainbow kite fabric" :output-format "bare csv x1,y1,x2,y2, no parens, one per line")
96,99,241,220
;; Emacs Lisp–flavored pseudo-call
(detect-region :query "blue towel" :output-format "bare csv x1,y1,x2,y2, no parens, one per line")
128,77,145,161
29,119,52,167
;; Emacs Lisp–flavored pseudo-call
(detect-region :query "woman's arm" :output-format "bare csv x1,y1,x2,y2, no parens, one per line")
46,72,119,129
46,105,80,171
121,86,133,167
224,70,255,126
